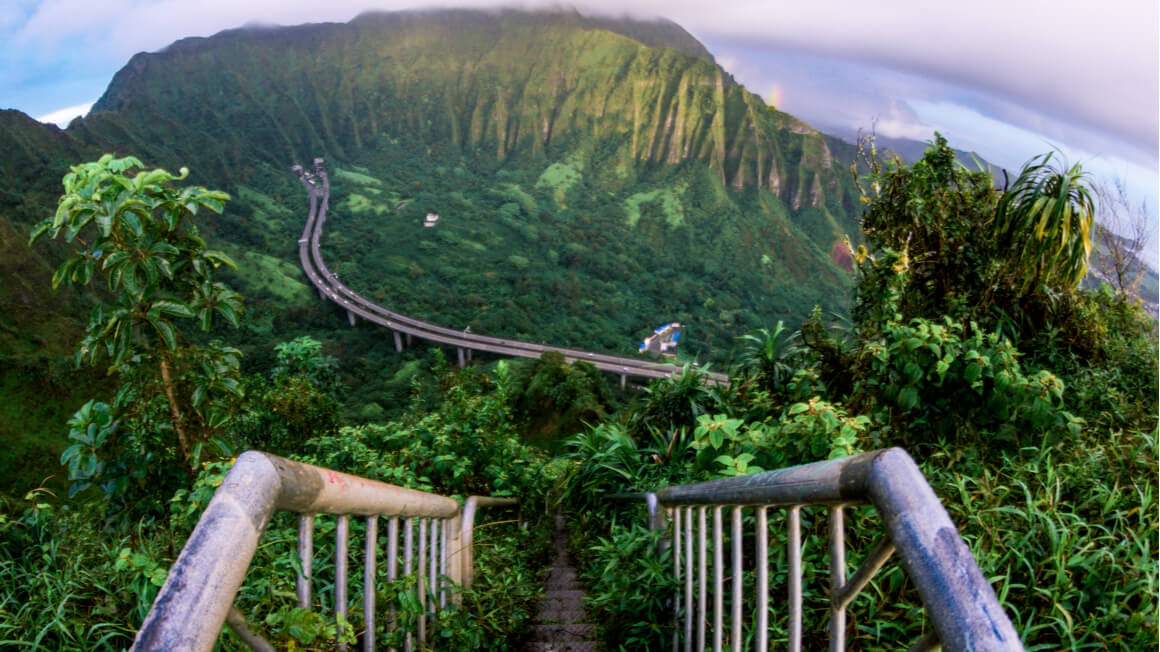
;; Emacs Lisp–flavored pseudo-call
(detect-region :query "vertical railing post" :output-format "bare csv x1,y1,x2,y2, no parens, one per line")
755,507,769,652
730,507,742,652
336,515,350,652
364,515,378,652
387,516,399,652
829,507,846,651
403,518,414,652
712,507,724,652
697,507,708,652
428,519,438,614
788,506,802,652
439,517,449,610
422,515,431,640
684,506,694,652
297,515,315,609
446,513,465,595
672,507,681,652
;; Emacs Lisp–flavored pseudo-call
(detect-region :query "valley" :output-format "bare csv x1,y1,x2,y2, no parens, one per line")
0,8,1155,651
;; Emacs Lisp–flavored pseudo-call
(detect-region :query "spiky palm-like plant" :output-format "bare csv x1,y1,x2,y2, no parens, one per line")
995,152,1097,292
735,322,798,392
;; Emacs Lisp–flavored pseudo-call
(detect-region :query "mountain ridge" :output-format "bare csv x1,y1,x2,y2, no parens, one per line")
83,8,851,215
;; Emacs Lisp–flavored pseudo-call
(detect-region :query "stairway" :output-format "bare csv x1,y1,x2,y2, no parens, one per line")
523,515,598,651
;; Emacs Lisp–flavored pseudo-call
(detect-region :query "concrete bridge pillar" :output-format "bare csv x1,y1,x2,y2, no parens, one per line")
457,348,466,369
620,374,627,390
406,333,413,347
347,311,356,327
393,331,404,353
466,349,473,362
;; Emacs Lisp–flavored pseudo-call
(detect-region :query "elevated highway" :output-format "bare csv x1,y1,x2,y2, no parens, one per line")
293,158,729,386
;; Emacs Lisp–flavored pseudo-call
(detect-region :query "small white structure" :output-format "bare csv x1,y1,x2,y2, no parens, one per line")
423,213,440,228
639,322,682,358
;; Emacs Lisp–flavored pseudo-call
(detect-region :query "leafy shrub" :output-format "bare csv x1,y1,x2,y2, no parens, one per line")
582,523,677,649
301,368,545,498
505,352,617,443
928,426,1158,649
627,364,724,439
852,316,1080,446
0,492,178,650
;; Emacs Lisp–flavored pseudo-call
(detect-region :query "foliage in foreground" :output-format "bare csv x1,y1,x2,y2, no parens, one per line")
0,361,552,650
4,155,553,649
564,138,1158,649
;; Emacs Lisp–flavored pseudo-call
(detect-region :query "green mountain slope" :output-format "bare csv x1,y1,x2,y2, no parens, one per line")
0,9,866,489
84,9,852,212
58,8,860,350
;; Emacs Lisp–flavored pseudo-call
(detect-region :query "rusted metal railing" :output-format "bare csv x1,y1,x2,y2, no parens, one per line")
131,451,517,651
628,447,1022,651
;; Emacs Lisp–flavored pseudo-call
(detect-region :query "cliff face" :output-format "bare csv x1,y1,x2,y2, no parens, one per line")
0,10,863,478
0,9,866,358
83,9,849,213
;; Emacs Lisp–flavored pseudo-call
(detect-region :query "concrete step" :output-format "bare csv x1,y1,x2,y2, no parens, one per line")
538,599,585,614
534,609,586,624
545,563,577,577
523,642,598,651
522,514,598,651
542,589,585,600
544,580,584,591
528,624,597,642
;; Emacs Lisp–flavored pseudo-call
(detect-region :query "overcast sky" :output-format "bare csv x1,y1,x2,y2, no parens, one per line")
4,0,1157,262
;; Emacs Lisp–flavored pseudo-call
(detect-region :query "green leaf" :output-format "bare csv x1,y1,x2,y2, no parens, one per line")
52,258,79,289
964,362,982,384
60,443,85,468
120,210,142,238
150,568,168,587
101,250,128,270
121,262,141,298
787,402,809,416
28,220,52,245
203,250,237,269
153,300,195,319
903,361,923,384
134,168,172,190
216,304,239,328
897,385,919,411
709,427,724,449
148,317,177,350
141,258,159,287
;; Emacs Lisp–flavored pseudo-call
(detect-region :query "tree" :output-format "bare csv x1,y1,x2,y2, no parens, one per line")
31,154,244,477
1093,179,1153,298
734,322,798,393
851,133,999,329
994,151,1096,292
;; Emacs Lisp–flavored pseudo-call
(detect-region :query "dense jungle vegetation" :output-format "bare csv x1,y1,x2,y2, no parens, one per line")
565,136,1159,650
0,9,1157,651
0,10,867,496
0,132,1155,649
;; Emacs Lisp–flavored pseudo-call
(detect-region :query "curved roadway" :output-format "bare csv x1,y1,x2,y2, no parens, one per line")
294,158,729,385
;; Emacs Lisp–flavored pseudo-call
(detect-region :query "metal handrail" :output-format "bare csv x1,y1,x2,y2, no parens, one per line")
627,447,1022,651
131,451,518,651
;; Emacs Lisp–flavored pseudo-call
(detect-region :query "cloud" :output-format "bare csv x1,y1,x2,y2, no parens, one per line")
663,0,1159,155
36,100,93,127
3,0,1155,168
3,0,1154,263
7,1,1156,149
